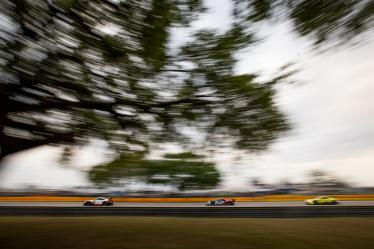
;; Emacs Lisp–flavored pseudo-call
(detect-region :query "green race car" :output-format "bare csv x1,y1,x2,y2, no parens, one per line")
305,196,339,205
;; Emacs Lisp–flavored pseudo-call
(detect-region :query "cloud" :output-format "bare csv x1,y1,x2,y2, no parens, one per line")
233,32,374,187
0,146,89,189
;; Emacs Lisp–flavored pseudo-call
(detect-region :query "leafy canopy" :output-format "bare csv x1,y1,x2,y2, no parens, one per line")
0,0,288,159
0,0,373,188
89,152,220,190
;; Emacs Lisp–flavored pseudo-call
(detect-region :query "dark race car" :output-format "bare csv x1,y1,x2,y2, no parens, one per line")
206,198,235,206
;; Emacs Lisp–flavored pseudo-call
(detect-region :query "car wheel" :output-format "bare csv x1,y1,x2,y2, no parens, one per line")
313,201,318,205
83,202,92,206
102,202,107,206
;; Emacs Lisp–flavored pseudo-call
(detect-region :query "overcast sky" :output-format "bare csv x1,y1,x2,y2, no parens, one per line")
1,0,374,189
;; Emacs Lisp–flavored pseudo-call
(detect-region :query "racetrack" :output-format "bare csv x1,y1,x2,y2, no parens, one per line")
1,200,374,207
1,201,374,217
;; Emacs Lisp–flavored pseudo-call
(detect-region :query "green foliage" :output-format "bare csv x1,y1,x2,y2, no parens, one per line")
247,0,272,22
56,0,77,10
234,0,374,45
164,152,205,159
89,152,220,190
290,0,355,43
139,0,172,71
1,0,372,181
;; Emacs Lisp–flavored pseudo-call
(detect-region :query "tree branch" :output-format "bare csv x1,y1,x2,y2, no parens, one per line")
150,95,212,108
0,131,75,159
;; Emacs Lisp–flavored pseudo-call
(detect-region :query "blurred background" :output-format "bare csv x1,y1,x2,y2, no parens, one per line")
1,0,374,197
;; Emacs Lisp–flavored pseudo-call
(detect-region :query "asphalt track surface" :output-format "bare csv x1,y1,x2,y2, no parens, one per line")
1,201,374,207
1,201,374,217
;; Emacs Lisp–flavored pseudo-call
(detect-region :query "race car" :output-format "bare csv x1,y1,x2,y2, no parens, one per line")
206,198,235,206
83,197,114,206
305,196,339,205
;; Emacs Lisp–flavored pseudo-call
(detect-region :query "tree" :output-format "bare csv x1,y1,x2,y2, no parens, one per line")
1,0,373,163
233,0,374,45
307,170,348,188
88,152,220,190
0,0,288,162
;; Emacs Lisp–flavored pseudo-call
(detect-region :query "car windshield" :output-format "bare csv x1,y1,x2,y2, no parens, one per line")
96,197,105,200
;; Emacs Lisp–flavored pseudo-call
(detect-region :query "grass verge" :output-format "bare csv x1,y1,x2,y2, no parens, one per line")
1,217,374,249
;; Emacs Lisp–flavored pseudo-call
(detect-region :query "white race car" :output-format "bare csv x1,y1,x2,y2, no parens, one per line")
83,197,114,206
